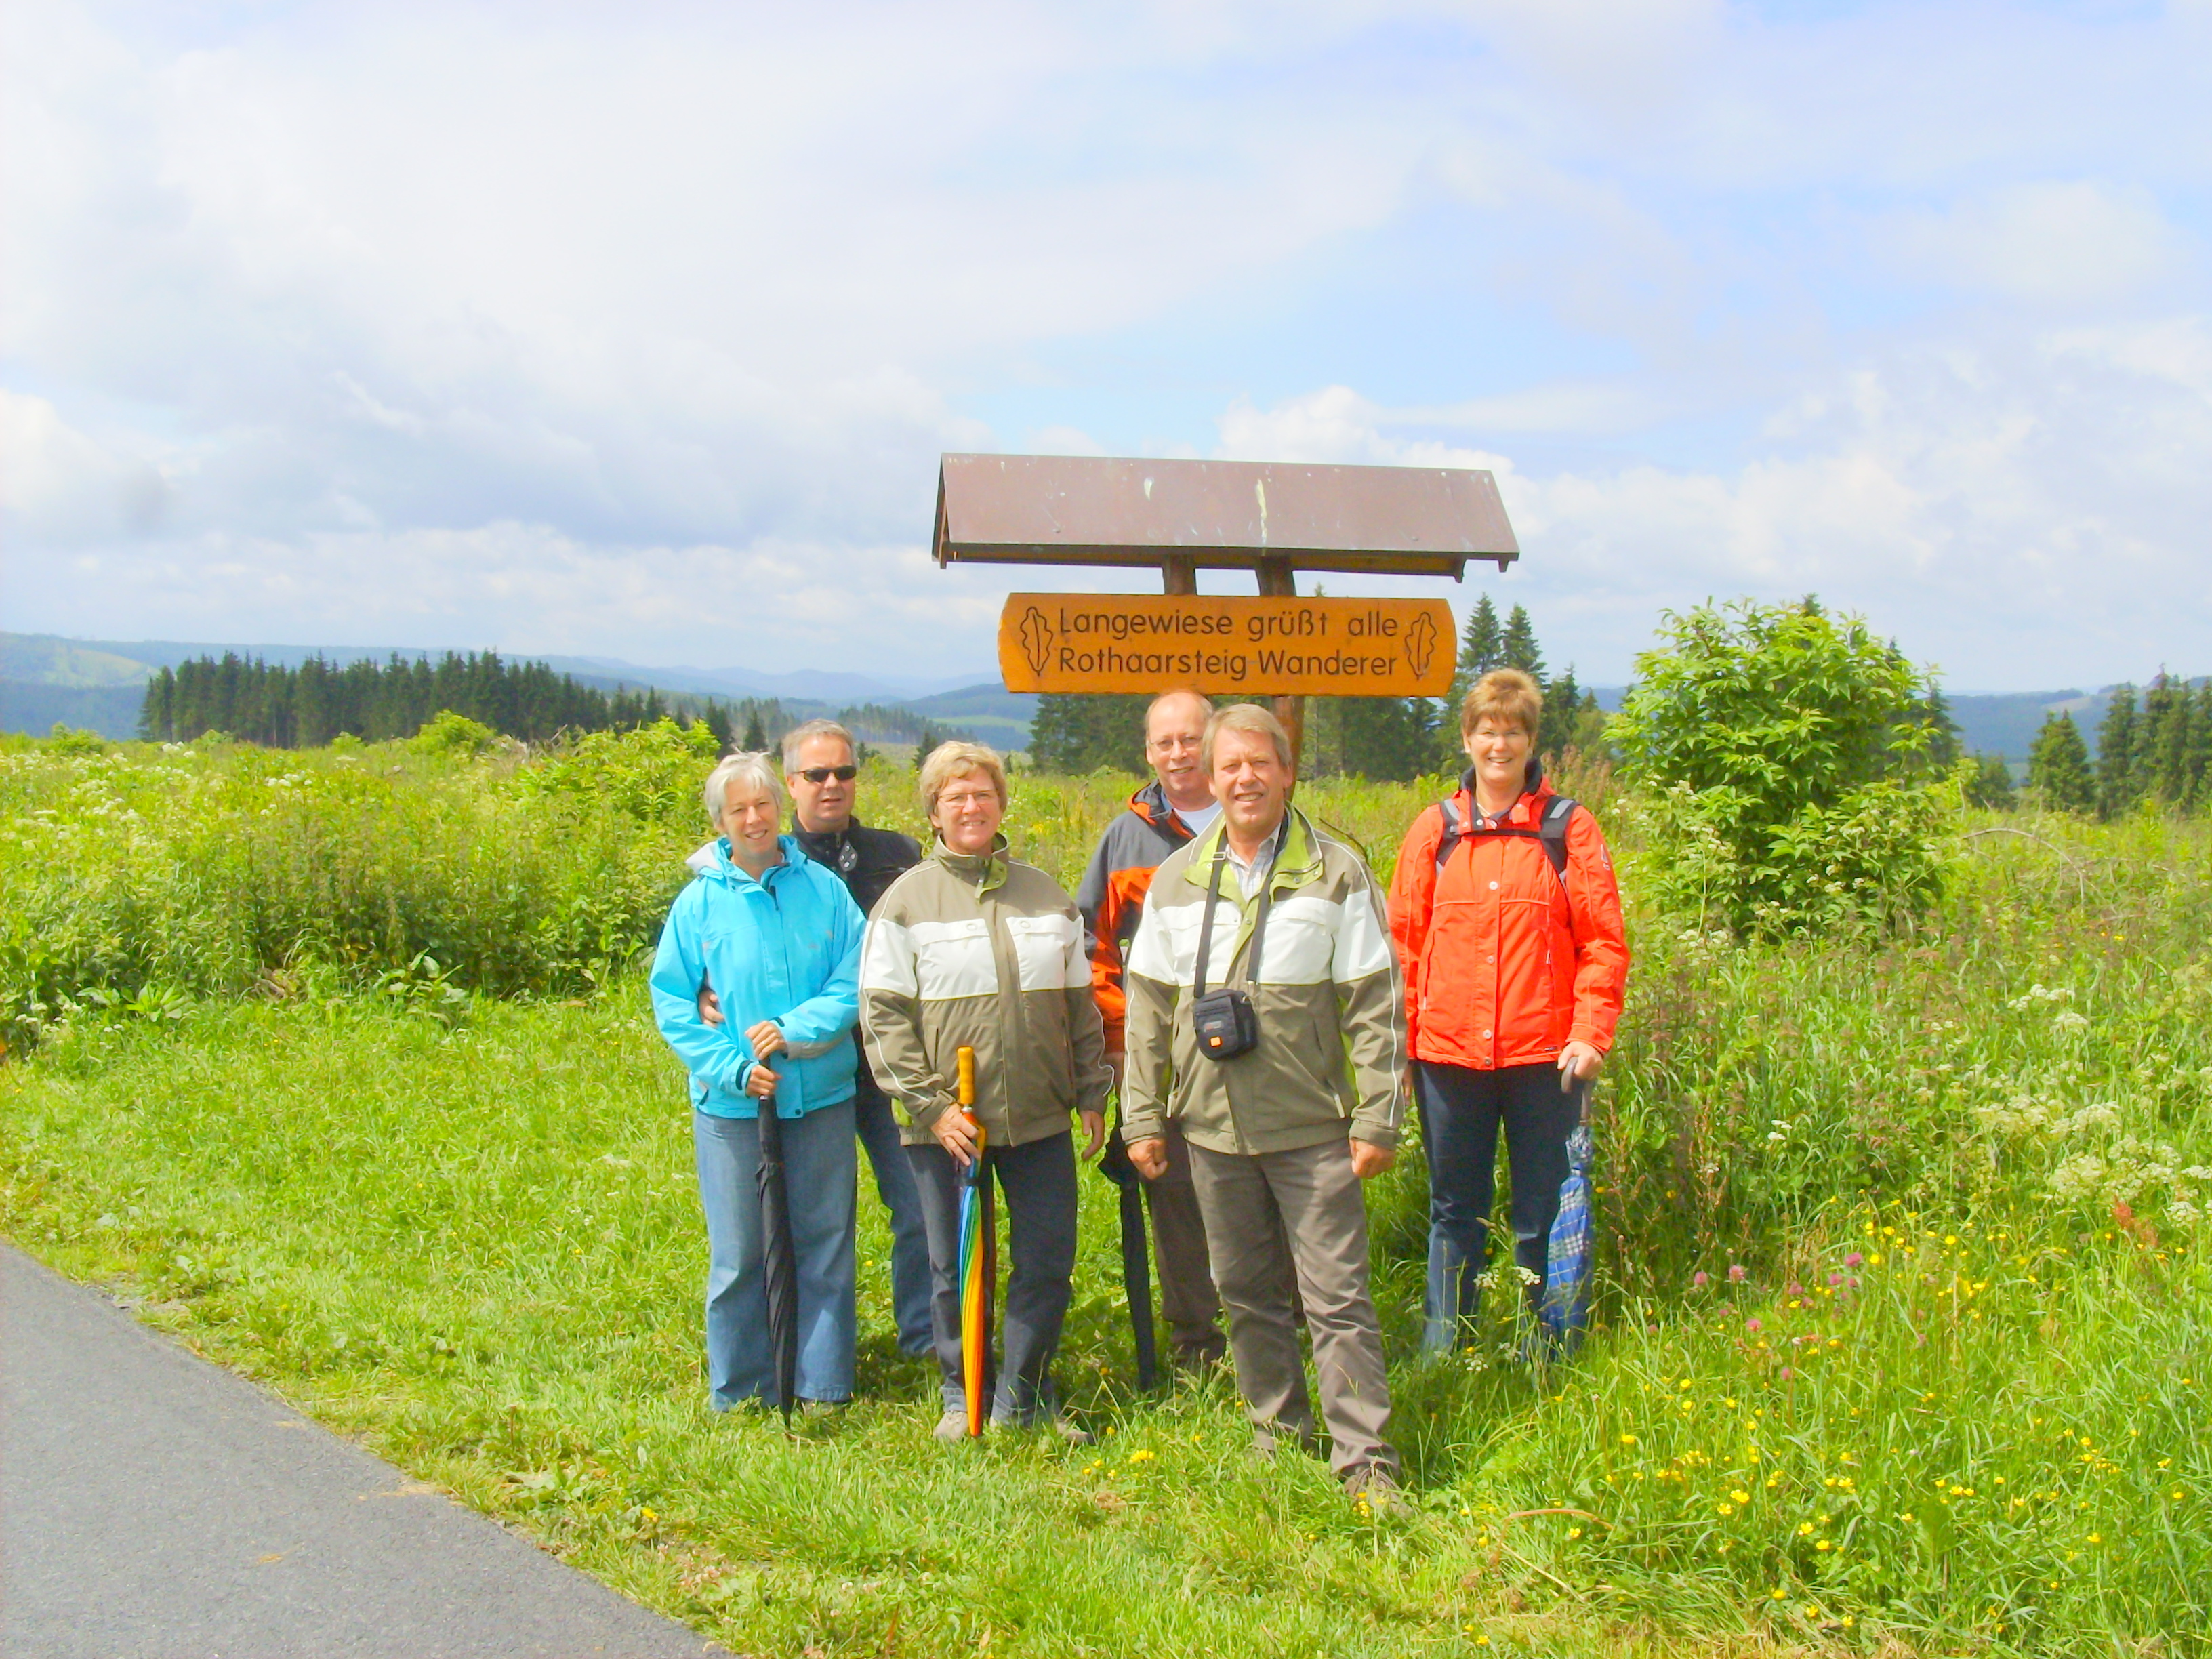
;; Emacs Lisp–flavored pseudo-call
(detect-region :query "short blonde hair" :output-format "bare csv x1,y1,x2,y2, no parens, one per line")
1460,669,1543,740
918,740,1007,821
1202,703,1292,773
705,751,787,827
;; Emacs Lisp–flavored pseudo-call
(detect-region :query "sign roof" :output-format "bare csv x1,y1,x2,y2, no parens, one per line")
933,453,1519,579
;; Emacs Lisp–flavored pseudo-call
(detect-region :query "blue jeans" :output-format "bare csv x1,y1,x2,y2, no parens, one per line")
693,1104,857,1408
907,1132,1077,1423
1417,1061,1584,1353
853,1076,935,1355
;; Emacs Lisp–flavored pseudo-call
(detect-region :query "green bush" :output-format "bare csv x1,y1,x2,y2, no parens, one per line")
0,732,700,1052
1613,598,1952,937
409,709,502,756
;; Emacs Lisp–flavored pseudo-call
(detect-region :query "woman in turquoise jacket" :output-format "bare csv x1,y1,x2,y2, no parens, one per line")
651,751,866,1410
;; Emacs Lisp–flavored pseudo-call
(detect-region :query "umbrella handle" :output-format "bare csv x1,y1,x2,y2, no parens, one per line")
957,1045,975,1109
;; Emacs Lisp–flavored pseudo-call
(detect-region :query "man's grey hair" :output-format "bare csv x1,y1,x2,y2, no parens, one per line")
1202,703,1292,773
781,718,856,770
704,751,787,827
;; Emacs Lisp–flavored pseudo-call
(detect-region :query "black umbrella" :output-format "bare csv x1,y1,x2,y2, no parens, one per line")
756,1094,800,1421
1099,1123,1160,1392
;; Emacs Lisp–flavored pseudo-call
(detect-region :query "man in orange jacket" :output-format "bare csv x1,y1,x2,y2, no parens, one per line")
1388,668,1629,1354
1075,689,1226,1370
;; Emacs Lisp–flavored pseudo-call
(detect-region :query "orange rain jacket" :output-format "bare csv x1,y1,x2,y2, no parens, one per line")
1074,780,1198,1058
1387,766,1629,1071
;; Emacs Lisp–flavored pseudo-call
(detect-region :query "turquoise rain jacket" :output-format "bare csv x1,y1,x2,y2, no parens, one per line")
650,836,866,1120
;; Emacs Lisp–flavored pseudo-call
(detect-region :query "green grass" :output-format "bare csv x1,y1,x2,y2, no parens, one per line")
3,733,2211,1654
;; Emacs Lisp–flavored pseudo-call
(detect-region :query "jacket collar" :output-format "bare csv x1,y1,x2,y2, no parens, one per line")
1453,756,1554,830
791,815,874,874
701,834,812,888
931,832,1009,894
1128,778,1201,841
1182,807,1323,900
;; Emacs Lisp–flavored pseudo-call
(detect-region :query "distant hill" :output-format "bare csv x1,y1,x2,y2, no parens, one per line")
0,632,2153,764
901,683,1038,750
0,632,1010,743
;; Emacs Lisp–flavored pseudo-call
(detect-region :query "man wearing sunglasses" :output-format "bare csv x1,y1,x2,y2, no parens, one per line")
693,718,932,1358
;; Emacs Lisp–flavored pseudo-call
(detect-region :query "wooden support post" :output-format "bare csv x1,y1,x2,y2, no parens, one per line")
1160,554,1197,596
1254,558,1305,779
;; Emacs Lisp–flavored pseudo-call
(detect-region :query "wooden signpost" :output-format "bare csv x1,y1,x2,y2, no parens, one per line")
932,453,1521,771
998,595,1454,699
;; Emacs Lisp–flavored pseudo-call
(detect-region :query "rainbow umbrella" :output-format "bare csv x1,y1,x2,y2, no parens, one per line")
954,1046,996,1436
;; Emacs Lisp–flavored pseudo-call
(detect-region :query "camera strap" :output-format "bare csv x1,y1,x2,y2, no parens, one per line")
1192,829,1278,998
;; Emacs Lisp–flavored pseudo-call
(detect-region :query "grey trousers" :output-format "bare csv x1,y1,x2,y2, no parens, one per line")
908,1131,1077,1424
1187,1137,1397,1481
1145,1122,1226,1363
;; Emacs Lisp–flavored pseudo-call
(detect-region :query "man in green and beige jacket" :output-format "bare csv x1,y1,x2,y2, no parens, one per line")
1121,703,1408,1505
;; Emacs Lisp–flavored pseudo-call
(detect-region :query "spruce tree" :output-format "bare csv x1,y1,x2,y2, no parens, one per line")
1500,605,1547,680
1336,697,1439,782
2186,680,2212,811
1439,595,1505,767
1921,684,1961,771
741,710,769,752
1967,753,2017,809
2095,686,2138,819
2028,712,2095,813
1538,666,1601,760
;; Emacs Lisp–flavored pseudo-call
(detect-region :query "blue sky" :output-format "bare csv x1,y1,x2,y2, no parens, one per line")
3,0,2207,689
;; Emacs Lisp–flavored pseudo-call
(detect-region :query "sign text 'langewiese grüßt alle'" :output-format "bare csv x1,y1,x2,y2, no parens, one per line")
997,595,1454,697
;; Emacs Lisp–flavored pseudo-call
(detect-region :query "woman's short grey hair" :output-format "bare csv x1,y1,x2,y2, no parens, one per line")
705,751,787,827
781,718,855,769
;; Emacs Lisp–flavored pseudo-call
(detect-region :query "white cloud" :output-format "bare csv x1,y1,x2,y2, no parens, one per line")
1214,320,2212,685
1885,182,2190,306
0,390,172,544
3,1,2209,692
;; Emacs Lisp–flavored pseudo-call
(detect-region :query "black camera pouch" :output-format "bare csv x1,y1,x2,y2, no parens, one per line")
1189,836,1275,1065
1191,985,1258,1060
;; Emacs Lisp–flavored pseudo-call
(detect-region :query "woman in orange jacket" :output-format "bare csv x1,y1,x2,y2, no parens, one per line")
1387,669,1629,1354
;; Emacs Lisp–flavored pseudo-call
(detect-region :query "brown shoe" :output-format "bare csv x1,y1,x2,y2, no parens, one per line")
1344,1464,1410,1517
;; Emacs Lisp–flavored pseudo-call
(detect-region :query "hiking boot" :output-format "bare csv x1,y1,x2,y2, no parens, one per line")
1343,1463,1410,1518
933,1408,971,1443
993,1411,1093,1446
1169,1338,1227,1377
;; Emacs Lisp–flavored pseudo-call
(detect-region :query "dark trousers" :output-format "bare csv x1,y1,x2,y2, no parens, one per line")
1418,1060,1584,1353
907,1131,1077,1423
1145,1122,1225,1363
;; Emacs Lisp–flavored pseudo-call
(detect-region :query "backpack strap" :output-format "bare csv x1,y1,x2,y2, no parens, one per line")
1434,794,1579,883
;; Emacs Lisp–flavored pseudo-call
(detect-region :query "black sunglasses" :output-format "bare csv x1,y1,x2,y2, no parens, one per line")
796,765,859,783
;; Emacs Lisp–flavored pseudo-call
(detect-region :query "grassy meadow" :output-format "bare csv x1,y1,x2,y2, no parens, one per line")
3,728,2211,1656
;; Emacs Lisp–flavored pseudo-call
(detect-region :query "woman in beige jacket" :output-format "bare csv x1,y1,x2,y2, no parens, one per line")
861,741,1111,1442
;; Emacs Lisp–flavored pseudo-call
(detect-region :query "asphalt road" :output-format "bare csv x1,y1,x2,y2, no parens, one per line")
1,1245,726,1658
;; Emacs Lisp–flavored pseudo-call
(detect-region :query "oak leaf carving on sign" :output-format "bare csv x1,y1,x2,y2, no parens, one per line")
1404,609,1439,682
1019,605,1053,676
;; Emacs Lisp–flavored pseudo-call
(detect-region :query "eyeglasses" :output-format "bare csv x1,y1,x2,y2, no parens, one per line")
796,765,858,783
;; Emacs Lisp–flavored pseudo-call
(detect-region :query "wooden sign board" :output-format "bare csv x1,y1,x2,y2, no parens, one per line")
998,595,1454,697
